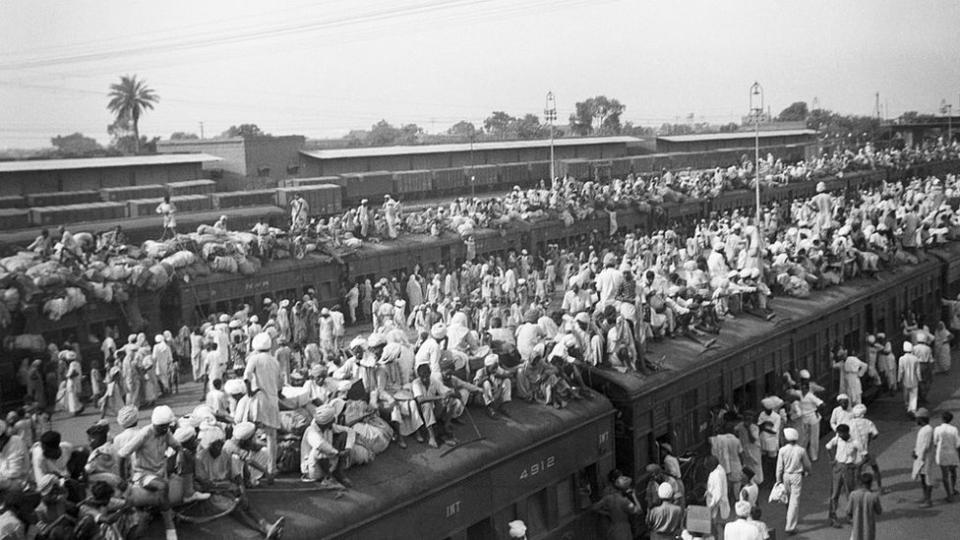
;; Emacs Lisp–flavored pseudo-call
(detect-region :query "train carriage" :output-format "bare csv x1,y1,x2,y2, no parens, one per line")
167,398,615,540
585,254,942,483
167,257,342,327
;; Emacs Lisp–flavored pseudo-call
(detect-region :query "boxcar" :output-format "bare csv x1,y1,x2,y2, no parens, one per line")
165,257,342,328
586,256,942,481
165,398,615,540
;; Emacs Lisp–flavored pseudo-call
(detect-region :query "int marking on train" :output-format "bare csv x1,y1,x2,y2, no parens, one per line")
519,456,556,479
445,500,461,518
599,431,609,445
243,280,271,292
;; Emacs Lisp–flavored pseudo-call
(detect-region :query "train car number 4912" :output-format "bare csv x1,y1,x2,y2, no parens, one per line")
519,456,556,480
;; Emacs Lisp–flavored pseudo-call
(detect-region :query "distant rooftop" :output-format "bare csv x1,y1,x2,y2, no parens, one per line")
0,153,222,173
657,129,817,143
300,136,643,160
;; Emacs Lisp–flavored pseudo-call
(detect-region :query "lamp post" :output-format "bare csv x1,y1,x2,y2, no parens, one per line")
942,99,953,144
545,91,557,181
469,130,476,198
749,82,764,229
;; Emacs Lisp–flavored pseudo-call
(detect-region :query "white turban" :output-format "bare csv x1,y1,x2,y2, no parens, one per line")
150,405,176,426
251,332,272,351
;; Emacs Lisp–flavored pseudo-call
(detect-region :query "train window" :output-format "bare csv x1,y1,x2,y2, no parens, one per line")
524,488,550,533
492,505,518,538
864,303,874,333
318,281,334,302
556,476,575,520
465,519,494,540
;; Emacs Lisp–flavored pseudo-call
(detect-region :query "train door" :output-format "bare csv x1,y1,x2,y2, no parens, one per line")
732,360,758,411
674,387,702,452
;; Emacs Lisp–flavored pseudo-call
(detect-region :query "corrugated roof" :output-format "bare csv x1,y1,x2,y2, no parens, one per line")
300,136,643,160
657,129,816,143
0,153,222,173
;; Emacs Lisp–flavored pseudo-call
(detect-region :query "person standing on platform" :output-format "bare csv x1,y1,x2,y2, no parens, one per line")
933,411,959,501
876,339,897,395
933,321,953,374
724,500,762,540
911,408,937,507
758,396,783,485
647,483,684,540
849,404,883,492
912,333,934,404
825,424,864,528
704,455,730,539
847,472,882,540
830,394,853,432
776,427,811,536
898,342,922,416
798,381,824,462
593,473,641,540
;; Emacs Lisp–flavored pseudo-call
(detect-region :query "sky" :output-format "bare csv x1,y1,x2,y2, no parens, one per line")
1,0,959,149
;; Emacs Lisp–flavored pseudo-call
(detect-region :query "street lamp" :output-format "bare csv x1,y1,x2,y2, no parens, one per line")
941,99,953,144
545,91,557,181
749,82,764,230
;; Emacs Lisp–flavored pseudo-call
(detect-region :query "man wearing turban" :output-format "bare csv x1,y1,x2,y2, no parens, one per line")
300,406,355,487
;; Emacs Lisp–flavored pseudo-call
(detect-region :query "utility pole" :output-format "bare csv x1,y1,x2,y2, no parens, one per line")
544,91,557,181
199,121,205,139
875,92,881,119
750,82,764,265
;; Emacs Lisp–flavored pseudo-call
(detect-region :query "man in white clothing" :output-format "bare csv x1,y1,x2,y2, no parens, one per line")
776,427,811,535
704,455,729,539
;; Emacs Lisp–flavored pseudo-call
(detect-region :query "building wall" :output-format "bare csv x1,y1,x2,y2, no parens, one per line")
158,139,247,176
242,136,306,181
0,162,205,197
300,141,635,176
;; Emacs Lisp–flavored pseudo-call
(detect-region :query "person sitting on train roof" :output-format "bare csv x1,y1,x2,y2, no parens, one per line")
300,405,355,487
194,426,285,539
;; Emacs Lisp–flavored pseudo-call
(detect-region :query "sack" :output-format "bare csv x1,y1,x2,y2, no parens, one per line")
211,256,238,274
276,437,300,474
353,422,390,454
349,445,374,466
769,482,788,504
279,410,311,437
7,334,46,352
364,414,394,441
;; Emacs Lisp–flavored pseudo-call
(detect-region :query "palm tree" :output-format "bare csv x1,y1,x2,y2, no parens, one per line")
107,75,159,154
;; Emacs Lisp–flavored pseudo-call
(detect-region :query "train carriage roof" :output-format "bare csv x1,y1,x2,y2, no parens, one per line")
588,256,941,401
172,397,613,540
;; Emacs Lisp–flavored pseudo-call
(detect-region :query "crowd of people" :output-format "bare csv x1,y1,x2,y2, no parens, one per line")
294,141,960,247
1,139,959,539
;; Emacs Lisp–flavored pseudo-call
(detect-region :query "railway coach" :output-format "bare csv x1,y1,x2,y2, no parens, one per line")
166,398,615,540
585,253,943,484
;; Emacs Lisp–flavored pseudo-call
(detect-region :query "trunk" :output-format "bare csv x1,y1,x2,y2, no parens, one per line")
133,118,141,154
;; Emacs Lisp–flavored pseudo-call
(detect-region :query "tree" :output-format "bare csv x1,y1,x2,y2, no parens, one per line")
621,122,656,137
447,121,479,139
483,111,517,139
170,131,199,140
718,122,740,133
221,124,268,138
899,111,938,123
50,133,102,156
396,123,423,145
106,75,159,154
777,101,809,121
512,114,543,139
367,120,400,146
569,96,625,136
